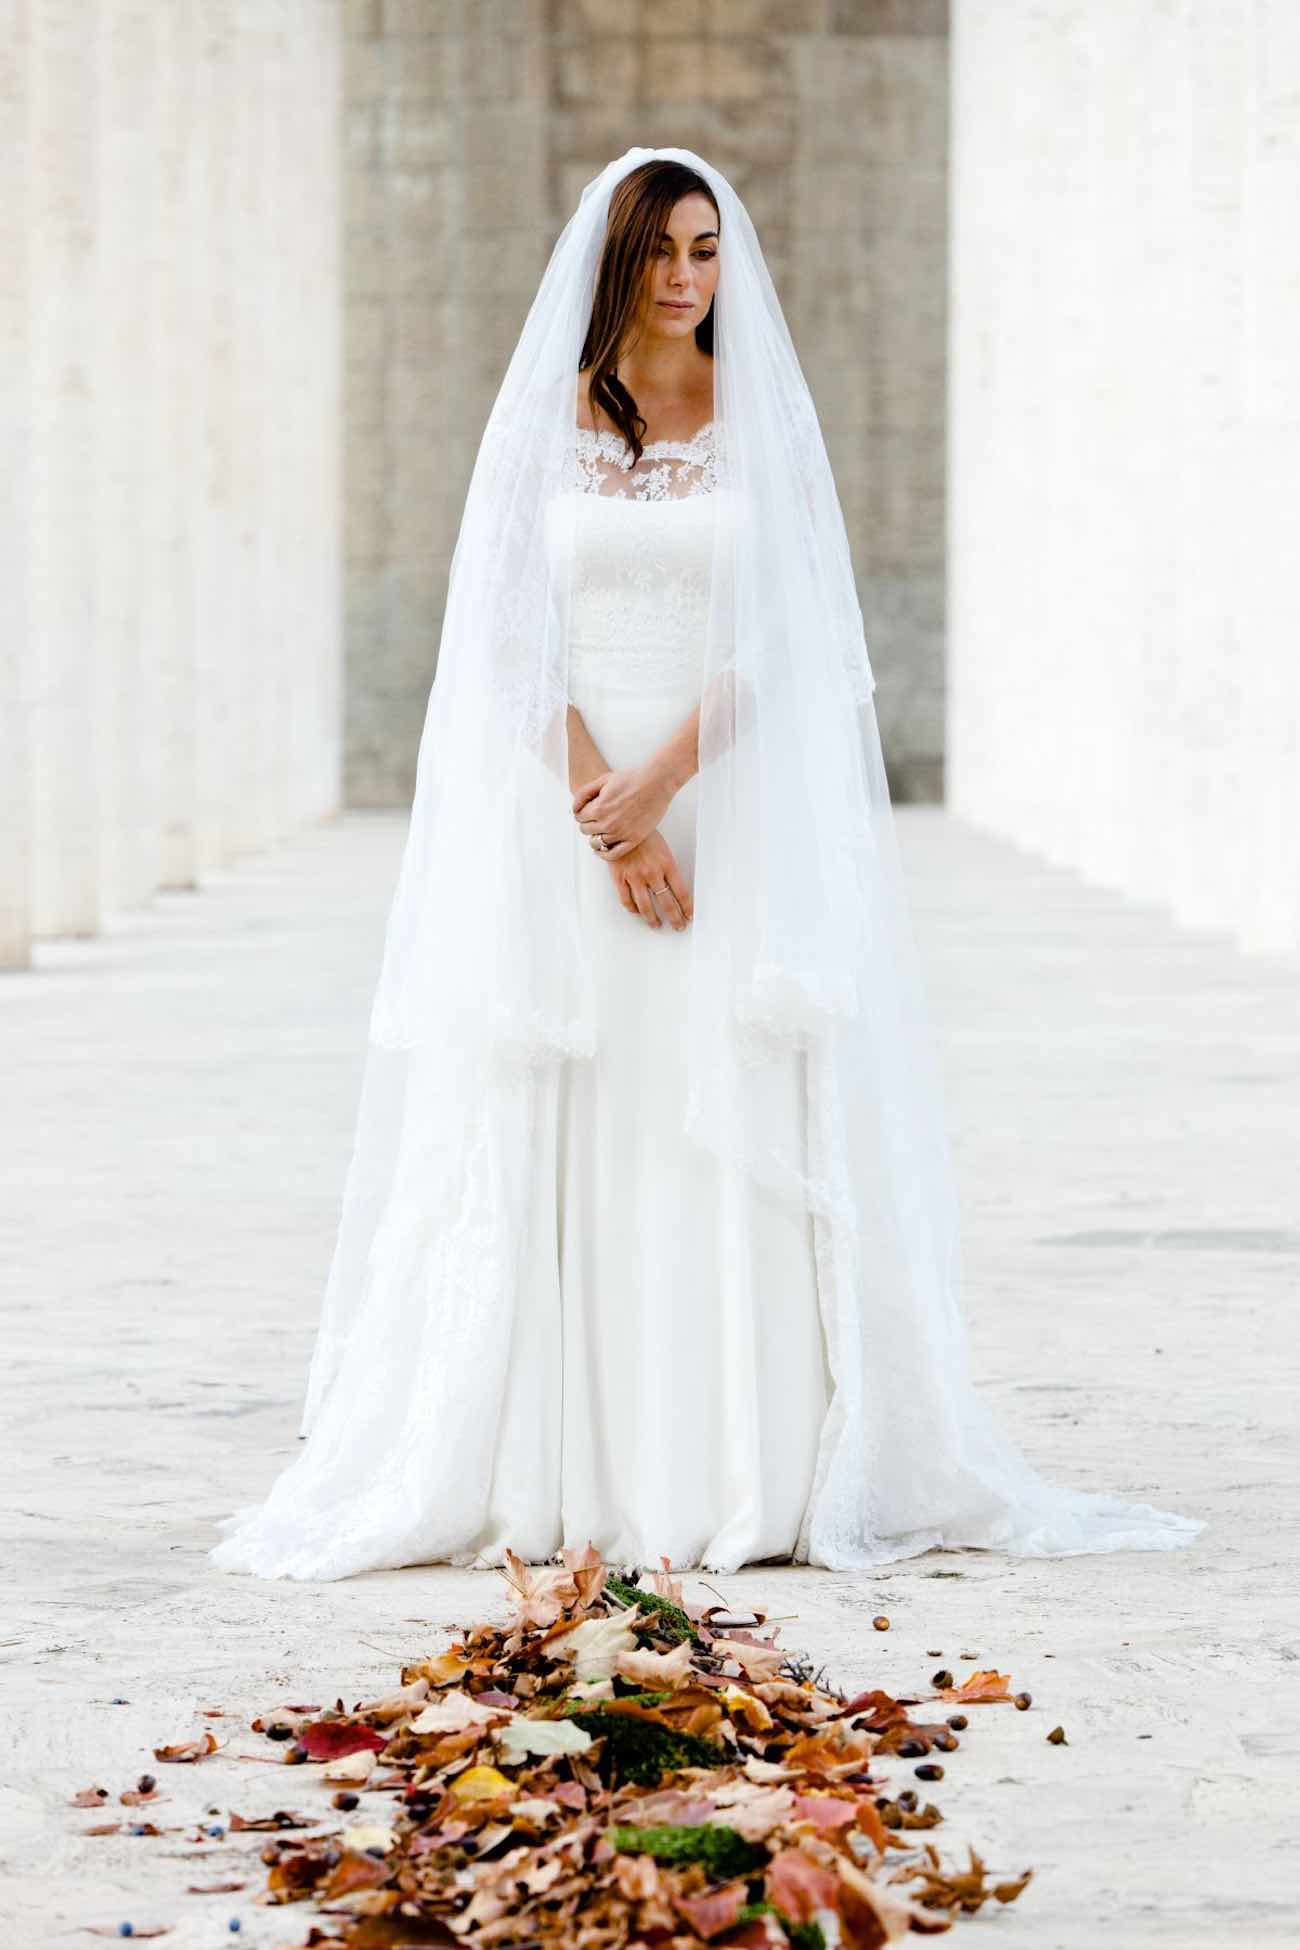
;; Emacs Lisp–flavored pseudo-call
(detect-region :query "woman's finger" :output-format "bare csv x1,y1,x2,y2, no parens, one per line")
628,876,662,928
664,862,693,924
653,883,688,930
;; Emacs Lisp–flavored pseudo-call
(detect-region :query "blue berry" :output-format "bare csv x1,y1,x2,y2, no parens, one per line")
118,1929,134,1941
228,1923,242,1935
207,1823,226,1838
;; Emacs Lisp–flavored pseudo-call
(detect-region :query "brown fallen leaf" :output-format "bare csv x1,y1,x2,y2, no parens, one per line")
82,1823,122,1837
939,1669,1013,1705
83,1930,171,1940
152,1730,220,1763
70,1786,109,1807
185,1880,247,1894
228,1808,321,1832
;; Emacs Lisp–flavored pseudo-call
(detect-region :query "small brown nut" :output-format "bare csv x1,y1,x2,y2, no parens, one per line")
872,1614,890,1631
1047,1725,1067,1745
914,1762,944,1781
1014,1691,1033,1711
946,1713,968,1730
931,1668,953,1689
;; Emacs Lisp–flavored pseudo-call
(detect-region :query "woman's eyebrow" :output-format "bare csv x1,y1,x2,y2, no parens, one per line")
659,229,719,242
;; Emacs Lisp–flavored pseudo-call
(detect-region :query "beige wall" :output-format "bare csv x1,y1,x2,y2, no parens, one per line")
1,0,343,970
948,0,1300,955
344,0,949,805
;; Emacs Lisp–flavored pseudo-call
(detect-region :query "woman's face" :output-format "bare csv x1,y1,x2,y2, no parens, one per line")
639,192,719,340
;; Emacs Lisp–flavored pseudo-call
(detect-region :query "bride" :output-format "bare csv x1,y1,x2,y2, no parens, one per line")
212,148,1203,1581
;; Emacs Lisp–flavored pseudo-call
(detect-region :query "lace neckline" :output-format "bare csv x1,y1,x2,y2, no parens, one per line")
569,417,723,502
576,418,717,459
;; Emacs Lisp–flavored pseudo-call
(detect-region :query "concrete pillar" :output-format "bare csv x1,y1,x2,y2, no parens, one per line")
0,2,32,967
3,0,343,959
948,0,1300,958
97,0,160,912
29,0,100,938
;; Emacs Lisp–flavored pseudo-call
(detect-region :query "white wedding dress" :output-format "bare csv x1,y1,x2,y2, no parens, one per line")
460,418,833,1570
210,410,1203,1581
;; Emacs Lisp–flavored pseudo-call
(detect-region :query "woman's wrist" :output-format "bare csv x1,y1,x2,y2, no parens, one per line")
646,742,696,799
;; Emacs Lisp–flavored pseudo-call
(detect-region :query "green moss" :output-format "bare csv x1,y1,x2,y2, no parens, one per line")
611,1821,765,1881
734,1904,827,1949
605,1577,699,1645
569,1707,724,1786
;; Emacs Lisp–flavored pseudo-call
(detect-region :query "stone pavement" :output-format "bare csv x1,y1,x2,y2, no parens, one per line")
2,810,1295,1946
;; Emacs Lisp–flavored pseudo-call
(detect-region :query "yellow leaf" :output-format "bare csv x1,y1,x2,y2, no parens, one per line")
449,1764,514,1803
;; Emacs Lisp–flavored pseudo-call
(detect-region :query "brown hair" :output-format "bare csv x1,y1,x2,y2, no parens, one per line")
578,160,718,467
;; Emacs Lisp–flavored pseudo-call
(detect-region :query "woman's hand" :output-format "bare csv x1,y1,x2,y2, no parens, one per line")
572,758,679,862
608,832,693,931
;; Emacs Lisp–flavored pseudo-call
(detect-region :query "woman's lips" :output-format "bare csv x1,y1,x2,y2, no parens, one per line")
658,300,693,310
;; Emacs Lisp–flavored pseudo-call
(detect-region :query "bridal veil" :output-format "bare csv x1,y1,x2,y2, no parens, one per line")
212,147,1202,1579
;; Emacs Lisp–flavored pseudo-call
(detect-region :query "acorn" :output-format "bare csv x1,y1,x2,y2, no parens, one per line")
897,1738,926,1758
872,1615,890,1631
896,1788,918,1810
1047,1725,1068,1745
265,1723,294,1742
915,1762,944,1781
332,1790,360,1811
933,1729,959,1752
1014,1691,1033,1711
135,1773,156,1794
879,1801,902,1828
946,1713,968,1730
930,1668,953,1689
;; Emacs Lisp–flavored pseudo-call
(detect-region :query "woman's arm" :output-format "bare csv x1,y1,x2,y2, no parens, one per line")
571,662,739,864
566,702,614,796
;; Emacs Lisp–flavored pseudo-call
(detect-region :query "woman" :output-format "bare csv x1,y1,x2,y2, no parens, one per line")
212,149,1203,1580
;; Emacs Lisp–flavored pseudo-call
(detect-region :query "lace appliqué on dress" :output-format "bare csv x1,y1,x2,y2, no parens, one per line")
568,419,724,502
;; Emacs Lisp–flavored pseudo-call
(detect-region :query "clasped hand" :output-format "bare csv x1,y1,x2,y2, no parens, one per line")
571,761,692,931
571,762,675,863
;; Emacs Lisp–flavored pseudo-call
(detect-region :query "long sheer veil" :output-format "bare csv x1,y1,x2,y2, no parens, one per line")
212,148,1203,1579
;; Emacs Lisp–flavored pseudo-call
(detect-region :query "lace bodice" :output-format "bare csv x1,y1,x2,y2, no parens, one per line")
546,420,733,697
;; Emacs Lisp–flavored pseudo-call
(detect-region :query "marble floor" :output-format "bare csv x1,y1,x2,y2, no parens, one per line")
2,809,1295,1945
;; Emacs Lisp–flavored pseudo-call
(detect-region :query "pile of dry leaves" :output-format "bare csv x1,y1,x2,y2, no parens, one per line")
71,1547,1046,1943
228,1546,1034,1947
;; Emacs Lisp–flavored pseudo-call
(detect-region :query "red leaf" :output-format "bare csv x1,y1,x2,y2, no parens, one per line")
298,1721,389,1763
673,1879,747,1939
766,1847,839,1921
